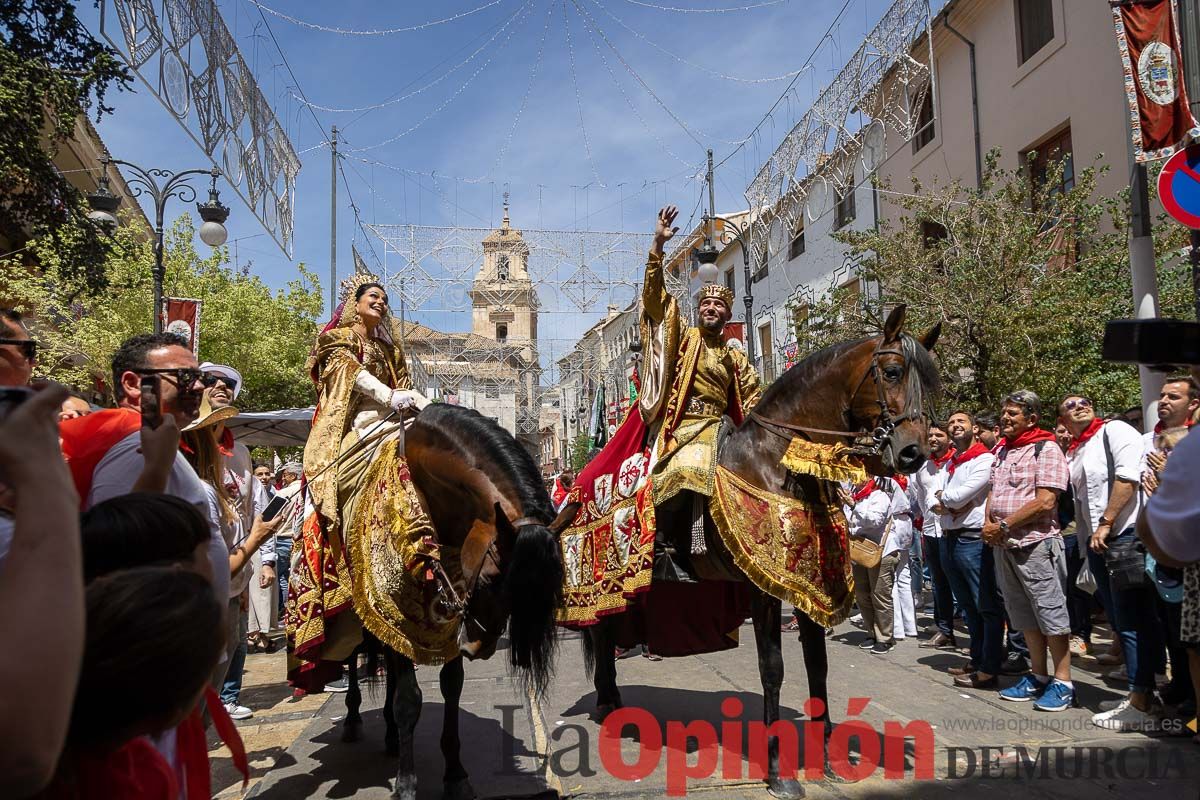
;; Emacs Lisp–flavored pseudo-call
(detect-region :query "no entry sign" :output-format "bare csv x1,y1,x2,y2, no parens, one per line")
1158,144,1200,228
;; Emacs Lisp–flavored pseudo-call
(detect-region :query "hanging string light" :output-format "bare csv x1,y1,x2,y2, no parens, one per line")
585,0,808,84
561,0,607,188
289,0,532,114
346,0,537,153
245,0,507,36
487,0,557,180
621,0,789,11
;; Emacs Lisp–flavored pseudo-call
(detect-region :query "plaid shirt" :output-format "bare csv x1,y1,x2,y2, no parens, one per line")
989,440,1070,548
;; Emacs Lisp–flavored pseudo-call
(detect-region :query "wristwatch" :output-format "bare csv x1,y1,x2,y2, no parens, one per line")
1098,515,1113,528
998,519,1009,536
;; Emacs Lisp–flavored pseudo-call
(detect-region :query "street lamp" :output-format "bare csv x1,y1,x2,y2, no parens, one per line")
87,155,229,334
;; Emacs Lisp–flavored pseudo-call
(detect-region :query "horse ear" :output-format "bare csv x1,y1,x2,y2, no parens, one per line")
548,502,581,535
919,321,942,351
883,304,907,343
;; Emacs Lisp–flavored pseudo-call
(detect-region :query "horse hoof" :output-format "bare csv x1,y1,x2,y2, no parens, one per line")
384,735,399,757
341,722,362,743
443,777,477,800
391,773,417,800
766,777,804,799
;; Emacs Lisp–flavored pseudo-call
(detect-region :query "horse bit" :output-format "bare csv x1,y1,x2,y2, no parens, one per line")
749,341,923,458
428,515,545,632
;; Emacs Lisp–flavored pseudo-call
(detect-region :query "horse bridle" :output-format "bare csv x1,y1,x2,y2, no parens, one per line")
749,340,923,458
430,515,546,632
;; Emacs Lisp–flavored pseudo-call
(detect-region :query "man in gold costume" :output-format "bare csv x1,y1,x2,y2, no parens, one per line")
640,205,762,572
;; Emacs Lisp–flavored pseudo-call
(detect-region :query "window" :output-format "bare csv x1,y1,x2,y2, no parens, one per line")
788,223,806,260
1025,127,1074,201
758,322,775,383
496,254,510,281
921,220,948,248
1016,0,1054,65
723,268,735,293
484,381,501,399
912,83,935,153
752,246,769,283
495,323,508,342
838,277,861,314
791,303,810,339
834,188,856,229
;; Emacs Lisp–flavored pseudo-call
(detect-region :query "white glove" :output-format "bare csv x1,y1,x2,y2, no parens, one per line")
389,389,428,412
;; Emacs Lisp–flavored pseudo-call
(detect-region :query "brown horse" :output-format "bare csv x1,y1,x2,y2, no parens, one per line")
341,403,578,800
582,305,940,798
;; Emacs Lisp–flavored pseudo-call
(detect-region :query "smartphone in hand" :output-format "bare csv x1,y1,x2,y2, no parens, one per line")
261,494,289,521
140,375,162,429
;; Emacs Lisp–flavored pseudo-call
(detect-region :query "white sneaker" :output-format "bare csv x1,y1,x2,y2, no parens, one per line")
224,703,253,721
1090,699,1161,732
850,613,864,626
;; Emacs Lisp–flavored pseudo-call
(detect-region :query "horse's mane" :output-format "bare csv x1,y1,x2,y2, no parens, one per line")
757,332,940,412
415,403,554,523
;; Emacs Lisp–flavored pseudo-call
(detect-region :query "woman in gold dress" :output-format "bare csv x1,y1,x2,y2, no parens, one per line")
288,274,428,691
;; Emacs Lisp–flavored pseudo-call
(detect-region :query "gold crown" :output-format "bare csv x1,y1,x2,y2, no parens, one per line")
339,271,382,304
698,283,734,309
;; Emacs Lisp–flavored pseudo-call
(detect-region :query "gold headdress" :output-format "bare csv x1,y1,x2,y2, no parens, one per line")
698,283,734,311
338,271,384,327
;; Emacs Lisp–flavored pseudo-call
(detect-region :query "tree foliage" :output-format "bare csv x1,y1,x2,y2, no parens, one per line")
1,216,325,411
794,149,1194,416
1,0,131,290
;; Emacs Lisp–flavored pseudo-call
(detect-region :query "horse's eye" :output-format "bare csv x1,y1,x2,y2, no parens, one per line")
883,365,904,382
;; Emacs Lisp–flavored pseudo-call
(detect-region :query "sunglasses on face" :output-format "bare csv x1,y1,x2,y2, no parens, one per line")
1062,398,1092,412
133,367,206,390
204,373,239,394
0,338,37,362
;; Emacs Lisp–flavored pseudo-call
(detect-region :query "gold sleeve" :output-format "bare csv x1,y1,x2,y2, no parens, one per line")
732,347,763,413
641,250,668,325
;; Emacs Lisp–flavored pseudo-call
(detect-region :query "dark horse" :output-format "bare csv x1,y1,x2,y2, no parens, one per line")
582,305,940,798
340,403,578,800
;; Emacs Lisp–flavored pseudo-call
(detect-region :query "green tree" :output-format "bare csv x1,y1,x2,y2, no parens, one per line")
1,216,324,411
1,0,131,291
569,433,592,472
793,149,1193,416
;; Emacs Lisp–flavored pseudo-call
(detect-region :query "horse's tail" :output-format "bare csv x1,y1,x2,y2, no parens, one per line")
504,523,564,698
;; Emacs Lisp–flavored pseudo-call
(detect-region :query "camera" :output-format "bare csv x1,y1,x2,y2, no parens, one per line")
1102,319,1200,368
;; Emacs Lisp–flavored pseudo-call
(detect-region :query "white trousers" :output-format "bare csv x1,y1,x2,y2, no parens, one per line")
892,550,918,638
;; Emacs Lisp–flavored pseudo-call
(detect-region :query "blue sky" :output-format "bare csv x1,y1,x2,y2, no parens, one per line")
80,0,901,362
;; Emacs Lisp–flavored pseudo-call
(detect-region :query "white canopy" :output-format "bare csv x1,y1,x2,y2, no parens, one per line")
227,407,314,448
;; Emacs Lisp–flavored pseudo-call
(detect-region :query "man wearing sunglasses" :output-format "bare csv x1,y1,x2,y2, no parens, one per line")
60,333,231,614
0,308,35,388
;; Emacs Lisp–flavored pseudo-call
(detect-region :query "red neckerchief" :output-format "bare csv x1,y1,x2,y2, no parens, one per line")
947,441,989,475
931,447,956,468
176,688,248,800
217,426,235,457
59,408,142,510
1005,427,1059,451
1154,418,1194,434
1066,418,1104,454
851,475,907,502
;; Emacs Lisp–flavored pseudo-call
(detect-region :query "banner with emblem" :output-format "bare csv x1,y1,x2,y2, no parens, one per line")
1113,0,1200,161
163,298,201,354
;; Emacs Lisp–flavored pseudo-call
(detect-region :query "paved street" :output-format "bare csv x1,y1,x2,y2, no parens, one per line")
208,615,1200,799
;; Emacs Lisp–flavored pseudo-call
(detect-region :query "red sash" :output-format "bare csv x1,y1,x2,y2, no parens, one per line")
1066,419,1104,454
59,408,142,509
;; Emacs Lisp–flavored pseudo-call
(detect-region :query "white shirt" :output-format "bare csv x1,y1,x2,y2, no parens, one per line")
0,514,12,568
938,451,995,531
88,431,231,606
1145,426,1200,564
1068,421,1143,539
225,438,272,562
846,480,913,556
909,456,949,538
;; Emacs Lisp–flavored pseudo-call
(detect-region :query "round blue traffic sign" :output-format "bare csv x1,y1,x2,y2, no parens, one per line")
1158,145,1200,229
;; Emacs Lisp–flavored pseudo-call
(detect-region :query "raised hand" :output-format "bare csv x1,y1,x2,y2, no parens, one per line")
653,205,680,252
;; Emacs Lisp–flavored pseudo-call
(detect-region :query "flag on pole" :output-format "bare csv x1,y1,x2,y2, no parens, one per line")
589,384,607,450
1113,0,1200,161
163,298,201,354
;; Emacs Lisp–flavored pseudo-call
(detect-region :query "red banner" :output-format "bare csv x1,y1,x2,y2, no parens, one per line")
1113,0,1200,161
163,298,201,354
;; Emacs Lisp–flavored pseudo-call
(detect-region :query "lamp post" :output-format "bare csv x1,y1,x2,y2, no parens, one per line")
87,156,230,334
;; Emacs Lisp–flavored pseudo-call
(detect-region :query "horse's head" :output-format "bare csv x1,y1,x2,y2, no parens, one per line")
457,500,578,697
846,305,941,476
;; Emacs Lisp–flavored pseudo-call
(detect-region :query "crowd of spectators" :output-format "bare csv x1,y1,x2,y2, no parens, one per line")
0,313,302,799
842,377,1200,730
